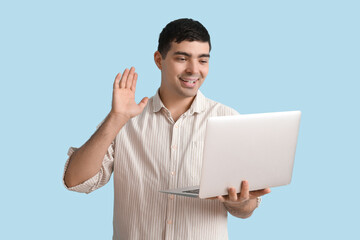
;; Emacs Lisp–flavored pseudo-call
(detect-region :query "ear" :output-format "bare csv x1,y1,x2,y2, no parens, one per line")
154,51,162,70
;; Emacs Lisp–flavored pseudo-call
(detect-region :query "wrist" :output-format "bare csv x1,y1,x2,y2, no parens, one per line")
108,111,131,123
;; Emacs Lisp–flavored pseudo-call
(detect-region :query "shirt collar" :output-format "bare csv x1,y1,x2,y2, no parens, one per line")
188,90,206,115
152,89,165,113
152,89,207,115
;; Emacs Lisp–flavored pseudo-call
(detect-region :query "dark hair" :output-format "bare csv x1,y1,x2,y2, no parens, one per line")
157,18,211,59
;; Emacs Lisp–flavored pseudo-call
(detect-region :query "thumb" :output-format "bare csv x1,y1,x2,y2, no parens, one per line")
138,97,149,110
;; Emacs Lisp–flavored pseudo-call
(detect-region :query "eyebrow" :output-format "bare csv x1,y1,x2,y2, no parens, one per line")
173,51,210,58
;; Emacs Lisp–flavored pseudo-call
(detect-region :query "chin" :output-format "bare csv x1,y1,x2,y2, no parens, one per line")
179,88,198,98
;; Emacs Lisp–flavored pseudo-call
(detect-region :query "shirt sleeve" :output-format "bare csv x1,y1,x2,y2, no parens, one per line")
62,121,115,194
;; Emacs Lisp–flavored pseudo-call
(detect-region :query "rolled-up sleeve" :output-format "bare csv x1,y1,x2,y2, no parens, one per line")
63,121,115,194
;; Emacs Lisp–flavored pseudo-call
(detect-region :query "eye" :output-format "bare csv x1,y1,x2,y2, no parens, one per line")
200,59,208,64
176,57,186,62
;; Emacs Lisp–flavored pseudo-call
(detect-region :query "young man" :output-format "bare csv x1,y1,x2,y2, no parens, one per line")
63,18,270,239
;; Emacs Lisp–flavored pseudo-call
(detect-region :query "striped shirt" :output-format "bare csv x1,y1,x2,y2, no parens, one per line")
63,90,239,239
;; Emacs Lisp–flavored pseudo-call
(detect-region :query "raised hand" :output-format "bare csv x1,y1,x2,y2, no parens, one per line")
110,67,148,120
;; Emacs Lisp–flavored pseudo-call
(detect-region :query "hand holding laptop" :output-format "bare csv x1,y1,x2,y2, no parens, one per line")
208,180,271,218
215,180,271,202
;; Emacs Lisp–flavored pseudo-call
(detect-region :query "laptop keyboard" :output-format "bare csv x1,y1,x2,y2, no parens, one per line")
182,189,200,194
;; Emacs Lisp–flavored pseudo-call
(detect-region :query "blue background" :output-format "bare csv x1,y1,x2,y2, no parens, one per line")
1,0,359,239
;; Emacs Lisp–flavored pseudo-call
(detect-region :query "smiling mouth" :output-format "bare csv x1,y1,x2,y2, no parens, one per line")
179,77,198,84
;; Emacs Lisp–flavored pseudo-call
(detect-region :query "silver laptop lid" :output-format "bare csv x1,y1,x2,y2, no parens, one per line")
198,111,301,199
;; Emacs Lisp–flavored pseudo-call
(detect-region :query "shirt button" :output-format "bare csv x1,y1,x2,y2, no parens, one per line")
168,194,175,200
171,145,177,150
170,171,175,176
167,220,172,224
175,124,179,128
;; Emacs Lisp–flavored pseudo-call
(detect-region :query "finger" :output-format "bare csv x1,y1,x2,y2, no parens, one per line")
217,196,226,203
119,68,129,88
228,187,238,201
249,188,271,198
206,197,218,200
125,67,135,89
239,180,250,200
131,72,138,91
138,97,148,110
113,72,121,89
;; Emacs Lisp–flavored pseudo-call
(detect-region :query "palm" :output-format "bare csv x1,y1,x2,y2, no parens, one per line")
111,67,148,119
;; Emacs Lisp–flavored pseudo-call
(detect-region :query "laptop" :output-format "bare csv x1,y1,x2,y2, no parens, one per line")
159,111,301,199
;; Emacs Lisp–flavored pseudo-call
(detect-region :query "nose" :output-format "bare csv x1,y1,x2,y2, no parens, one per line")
185,60,199,75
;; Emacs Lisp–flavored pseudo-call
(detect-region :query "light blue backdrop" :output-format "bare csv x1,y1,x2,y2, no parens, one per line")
1,0,359,239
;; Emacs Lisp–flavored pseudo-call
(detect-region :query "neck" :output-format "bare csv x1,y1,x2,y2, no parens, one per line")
158,88,196,121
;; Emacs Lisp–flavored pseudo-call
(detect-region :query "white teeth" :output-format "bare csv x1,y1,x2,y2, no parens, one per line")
180,78,196,84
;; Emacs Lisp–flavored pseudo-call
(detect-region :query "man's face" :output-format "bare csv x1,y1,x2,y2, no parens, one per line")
155,40,210,99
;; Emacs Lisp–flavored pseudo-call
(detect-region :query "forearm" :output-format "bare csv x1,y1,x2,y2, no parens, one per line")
223,197,259,219
64,113,128,188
